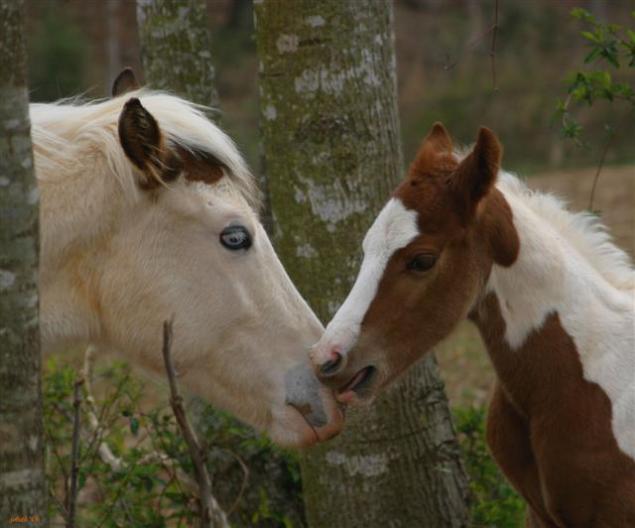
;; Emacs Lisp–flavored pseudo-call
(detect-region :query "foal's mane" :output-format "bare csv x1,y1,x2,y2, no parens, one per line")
496,171,634,291
30,90,260,211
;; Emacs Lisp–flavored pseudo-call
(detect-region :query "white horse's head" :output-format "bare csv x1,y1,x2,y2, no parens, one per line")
34,74,342,447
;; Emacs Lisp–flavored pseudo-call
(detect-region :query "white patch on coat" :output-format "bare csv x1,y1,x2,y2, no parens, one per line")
488,172,635,460
319,198,419,358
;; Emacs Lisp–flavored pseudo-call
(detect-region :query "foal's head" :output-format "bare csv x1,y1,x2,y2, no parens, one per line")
311,123,519,403
38,73,342,447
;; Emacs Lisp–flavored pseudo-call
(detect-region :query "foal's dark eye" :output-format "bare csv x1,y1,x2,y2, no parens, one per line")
406,254,437,272
220,225,252,251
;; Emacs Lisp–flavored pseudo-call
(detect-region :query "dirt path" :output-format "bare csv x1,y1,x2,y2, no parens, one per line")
438,165,634,408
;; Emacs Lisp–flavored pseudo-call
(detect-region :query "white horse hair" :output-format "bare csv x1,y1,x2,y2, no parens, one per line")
33,89,342,447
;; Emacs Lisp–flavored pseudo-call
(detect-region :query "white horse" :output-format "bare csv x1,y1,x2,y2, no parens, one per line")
32,70,342,447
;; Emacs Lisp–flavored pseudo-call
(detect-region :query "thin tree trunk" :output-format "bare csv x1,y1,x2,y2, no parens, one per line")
137,0,218,109
255,1,471,527
105,0,122,94
0,0,47,525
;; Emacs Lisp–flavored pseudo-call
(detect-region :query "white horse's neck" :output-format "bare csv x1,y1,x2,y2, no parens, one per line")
38,152,124,352
480,180,635,458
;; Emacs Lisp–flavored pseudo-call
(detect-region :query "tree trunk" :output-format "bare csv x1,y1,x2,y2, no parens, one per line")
105,0,122,94
254,1,471,527
0,0,47,525
137,0,218,109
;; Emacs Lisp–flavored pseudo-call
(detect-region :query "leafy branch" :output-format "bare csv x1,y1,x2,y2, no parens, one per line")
555,8,635,143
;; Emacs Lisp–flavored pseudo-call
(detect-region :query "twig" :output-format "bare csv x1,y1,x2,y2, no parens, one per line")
161,320,229,528
443,25,495,72
224,449,250,516
67,378,84,528
139,449,200,497
81,345,124,471
490,0,499,91
588,128,615,211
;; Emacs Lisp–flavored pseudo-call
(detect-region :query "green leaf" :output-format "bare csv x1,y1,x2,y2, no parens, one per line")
571,7,594,23
581,30,599,43
130,416,139,436
584,47,601,63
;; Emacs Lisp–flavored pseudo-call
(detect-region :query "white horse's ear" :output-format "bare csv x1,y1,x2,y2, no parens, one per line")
453,127,502,219
118,98,181,189
112,67,140,97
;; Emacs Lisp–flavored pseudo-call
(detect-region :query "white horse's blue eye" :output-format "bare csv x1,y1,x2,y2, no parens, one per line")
220,225,252,251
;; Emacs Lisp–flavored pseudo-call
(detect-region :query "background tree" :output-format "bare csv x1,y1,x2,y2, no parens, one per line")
255,1,471,527
137,0,218,109
0,0,47,524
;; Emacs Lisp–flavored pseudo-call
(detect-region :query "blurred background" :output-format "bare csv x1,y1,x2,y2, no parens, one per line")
25,0,633,406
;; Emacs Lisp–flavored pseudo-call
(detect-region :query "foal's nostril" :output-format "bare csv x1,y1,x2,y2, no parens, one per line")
320,352,343,376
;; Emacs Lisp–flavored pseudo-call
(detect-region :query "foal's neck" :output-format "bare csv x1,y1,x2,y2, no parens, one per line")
469,190,633,417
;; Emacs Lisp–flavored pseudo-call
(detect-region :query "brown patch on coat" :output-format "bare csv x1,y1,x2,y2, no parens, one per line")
473,293,635,526
177,147,225,185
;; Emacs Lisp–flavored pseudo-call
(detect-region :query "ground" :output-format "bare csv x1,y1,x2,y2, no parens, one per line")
437,164,635,407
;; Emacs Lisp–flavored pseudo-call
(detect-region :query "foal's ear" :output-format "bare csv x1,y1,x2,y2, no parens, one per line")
423,122,453,152
118,98,180,189
112,67,140,97
412,122,453,173
453,127,502,219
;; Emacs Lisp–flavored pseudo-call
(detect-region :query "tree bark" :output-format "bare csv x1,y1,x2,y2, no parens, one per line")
254,1,471,527
137,0,219,109
0,0,47,525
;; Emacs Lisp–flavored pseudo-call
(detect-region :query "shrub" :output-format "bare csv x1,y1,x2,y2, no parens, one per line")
453,406,525,528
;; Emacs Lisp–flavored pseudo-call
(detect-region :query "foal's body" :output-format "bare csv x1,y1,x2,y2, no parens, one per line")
312,124,635,526
477,175,635,527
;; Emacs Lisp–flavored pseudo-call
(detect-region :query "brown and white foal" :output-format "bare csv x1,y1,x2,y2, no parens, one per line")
312,123,635,527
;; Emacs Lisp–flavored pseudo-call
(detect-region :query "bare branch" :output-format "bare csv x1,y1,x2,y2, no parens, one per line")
139,450,201,498
81,345,123,471
67,378,84,528
490,0,499,91
224,448,250,516
588,128,615,211
162,319,229,528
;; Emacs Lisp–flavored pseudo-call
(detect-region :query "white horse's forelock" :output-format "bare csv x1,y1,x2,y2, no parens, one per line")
30,89,261,211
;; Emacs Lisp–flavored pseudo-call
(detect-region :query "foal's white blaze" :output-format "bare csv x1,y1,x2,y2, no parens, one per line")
488,174,635,460
315,198,419,363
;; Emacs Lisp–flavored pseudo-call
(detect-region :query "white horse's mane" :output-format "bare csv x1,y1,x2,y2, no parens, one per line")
496,170,634,291
30,89,260,211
